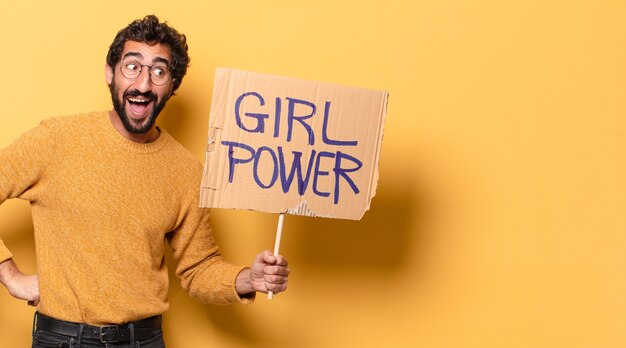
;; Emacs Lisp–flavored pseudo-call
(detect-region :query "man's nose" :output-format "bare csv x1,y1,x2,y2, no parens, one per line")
133,68,152,92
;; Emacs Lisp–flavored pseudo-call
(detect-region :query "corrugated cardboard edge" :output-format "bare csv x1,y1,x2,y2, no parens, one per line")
357,91,389,220
285,201,318,217
200,68,231,206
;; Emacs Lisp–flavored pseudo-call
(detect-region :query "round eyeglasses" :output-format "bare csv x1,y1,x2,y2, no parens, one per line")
119,58,171,86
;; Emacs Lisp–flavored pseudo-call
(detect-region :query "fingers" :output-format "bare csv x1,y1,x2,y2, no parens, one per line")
264,264,290,276
263,263,290,293
253,251,290,294
274,255,288,267
258,250,289,267
265,278,287,294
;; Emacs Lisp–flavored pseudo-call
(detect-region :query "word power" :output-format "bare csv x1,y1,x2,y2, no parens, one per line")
222,92,363,204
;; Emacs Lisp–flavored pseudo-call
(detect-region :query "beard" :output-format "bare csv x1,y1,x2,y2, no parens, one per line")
109,76,169,134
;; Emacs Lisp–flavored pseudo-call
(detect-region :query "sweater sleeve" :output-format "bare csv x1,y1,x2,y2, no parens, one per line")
0,119,56,263
167,203,254,305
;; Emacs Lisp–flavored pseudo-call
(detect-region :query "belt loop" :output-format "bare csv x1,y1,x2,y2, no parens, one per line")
76,323,84,347
32,311,38,336
129,322,135,343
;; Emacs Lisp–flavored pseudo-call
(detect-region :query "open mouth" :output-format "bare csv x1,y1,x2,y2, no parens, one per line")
127,97,154,118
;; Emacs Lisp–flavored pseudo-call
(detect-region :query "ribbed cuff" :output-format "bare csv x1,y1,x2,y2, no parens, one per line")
231,266,256,305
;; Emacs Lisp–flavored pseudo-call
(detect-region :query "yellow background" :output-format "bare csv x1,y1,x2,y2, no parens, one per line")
1,1,625,347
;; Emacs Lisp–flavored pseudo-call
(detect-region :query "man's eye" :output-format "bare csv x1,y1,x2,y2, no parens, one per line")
126,63,138,71
152,67,165,76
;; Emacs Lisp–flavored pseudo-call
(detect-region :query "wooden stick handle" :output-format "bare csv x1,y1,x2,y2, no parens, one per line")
268,213,285,300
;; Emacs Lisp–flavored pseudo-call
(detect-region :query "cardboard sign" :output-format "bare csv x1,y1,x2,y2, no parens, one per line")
200,68,388,220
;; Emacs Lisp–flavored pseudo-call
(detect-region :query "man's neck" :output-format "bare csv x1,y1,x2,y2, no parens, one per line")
108,111,160,143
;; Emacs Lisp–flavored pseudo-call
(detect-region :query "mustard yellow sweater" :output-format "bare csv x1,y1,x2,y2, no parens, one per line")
0,111,250,325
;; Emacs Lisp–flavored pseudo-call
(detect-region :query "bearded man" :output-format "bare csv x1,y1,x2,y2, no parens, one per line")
0,15,290,348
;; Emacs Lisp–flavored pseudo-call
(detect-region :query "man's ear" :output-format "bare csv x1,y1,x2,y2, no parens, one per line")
105,64,113,86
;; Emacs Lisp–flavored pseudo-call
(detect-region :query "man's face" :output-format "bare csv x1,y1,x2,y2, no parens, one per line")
106,40,174,135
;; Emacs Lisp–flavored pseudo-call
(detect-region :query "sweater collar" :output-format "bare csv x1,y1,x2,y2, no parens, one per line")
100,111,170,154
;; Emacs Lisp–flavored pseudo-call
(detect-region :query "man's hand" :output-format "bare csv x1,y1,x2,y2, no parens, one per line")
0,259,39,306
236,250,290,296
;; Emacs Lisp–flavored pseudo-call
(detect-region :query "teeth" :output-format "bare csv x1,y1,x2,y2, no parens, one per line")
128,98,149,103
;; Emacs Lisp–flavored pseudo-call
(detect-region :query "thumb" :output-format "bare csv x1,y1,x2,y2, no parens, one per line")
257,250,275,265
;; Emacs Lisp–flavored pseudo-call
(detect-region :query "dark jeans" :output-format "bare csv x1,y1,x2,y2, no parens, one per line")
32,314,165,348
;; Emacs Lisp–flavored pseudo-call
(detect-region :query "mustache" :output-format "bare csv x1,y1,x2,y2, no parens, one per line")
124,90,157,100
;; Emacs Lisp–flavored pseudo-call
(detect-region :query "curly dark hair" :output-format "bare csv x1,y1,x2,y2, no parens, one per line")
106,15,190,93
